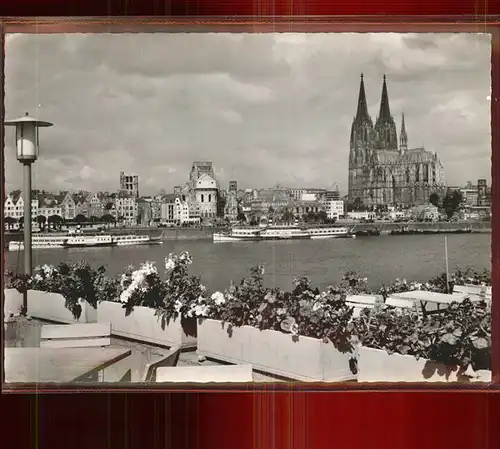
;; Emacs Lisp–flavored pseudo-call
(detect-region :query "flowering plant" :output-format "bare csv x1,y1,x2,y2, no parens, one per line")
30,262,111,319
118,262,166,316
377,278,429,299
154,252,208,336
449,268,491,287
377,268,492,299
342,270,370,295
352,298,491,372
204,266,355,352
4,270,31,294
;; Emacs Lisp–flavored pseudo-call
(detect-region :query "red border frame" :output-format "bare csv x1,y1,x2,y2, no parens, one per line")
2,16,499,393
2,3,500,449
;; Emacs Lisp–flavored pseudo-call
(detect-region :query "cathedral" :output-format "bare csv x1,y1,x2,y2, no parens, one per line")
348,74,446,208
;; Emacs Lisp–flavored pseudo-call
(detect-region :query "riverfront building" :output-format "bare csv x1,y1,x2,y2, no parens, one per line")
348,74,446,208
119,171,140,199
184,161,220,220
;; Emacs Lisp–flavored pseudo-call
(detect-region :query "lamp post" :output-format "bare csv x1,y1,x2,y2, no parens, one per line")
5,112,53,313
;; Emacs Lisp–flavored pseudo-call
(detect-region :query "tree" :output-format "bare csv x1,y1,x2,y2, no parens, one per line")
74,214,87,223
429,192,440,208
48,214,64,231
316,210,327,223
5,216,17,230
18,216,24,229
353,197,364,212
236,211,247,222
281,209,295,224
442,190,463,219
101,214,116,225
36,215,47,231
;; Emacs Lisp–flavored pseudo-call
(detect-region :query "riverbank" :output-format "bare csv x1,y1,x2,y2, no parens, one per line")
343,220,491,233
4,220,491,245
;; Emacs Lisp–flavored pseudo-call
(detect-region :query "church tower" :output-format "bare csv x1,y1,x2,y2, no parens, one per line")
374,75,398,151
349,74,374,165
399,112,408,153
348,73,374,203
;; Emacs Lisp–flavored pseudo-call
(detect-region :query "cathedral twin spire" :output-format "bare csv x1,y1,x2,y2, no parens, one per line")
352,74,407,153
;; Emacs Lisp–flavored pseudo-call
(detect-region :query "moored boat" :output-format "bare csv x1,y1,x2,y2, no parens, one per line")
62,235,116,248
8,230,163,251
390,227,473,236
213,224,354,242
112,234,163,246
307,225,353,239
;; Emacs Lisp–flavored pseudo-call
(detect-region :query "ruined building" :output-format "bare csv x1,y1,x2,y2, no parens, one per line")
348,74,446,208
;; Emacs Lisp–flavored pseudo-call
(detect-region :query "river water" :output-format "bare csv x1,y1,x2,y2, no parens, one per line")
5,233,491,293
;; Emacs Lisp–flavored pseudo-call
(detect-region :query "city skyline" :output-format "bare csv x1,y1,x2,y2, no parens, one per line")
4,32,492,196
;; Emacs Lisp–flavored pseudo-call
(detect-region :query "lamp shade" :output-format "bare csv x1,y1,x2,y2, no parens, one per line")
4,113,53,162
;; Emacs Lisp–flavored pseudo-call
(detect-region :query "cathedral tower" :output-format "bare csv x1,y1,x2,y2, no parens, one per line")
399,112,408,153
349,74,374,164
374,75,398,151
348,74,375,203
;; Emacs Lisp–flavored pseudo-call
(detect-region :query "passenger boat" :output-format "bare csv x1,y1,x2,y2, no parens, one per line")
8,230,163,251
112,234,163,246
307,226,353,239
8,234,68,251
213,224,353,242
259,225,311,240
62,235,116,248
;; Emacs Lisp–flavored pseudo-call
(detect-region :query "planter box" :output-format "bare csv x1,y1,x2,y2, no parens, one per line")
4,289,24,319
197,319,356,382
12,290,97,324
97,301,196,349
357,346,492,383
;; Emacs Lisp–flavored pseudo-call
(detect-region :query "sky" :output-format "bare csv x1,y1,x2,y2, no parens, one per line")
4,32,492,196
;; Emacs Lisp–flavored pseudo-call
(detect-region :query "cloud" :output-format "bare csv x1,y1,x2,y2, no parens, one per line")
4,32,491,196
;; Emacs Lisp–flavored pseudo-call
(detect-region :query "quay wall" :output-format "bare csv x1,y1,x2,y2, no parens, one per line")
4,221,491,245
342,221,491,233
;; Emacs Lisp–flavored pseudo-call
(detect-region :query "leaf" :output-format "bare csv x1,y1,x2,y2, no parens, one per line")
399,345,411,355
440,333,457,345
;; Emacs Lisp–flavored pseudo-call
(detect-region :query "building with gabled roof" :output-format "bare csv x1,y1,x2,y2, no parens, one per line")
4,190,39,224
114,189,138,226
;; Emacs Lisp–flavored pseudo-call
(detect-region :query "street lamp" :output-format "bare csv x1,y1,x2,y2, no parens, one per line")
5,112,53,311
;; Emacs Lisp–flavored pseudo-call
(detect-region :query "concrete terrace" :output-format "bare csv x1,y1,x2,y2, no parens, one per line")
4,317,284,383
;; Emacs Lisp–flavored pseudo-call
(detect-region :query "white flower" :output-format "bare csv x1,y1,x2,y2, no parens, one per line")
193,304,209,317
119,261,158,304
200,284,206,292
34,274,43,282
211,291,226,306
174,299,183,313
312,302,323,312
41,264,55,277
165,257,175,271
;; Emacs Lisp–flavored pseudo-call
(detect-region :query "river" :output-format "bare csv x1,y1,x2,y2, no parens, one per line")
5,233,490,293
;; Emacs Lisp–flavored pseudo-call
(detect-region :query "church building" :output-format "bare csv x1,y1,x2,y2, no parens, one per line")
348,74,446,208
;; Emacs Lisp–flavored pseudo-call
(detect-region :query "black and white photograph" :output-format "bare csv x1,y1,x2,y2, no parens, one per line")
3,31,492,385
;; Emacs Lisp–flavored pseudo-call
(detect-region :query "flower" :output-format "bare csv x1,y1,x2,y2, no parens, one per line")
211,291,226,306
165,256,176,272
280,316,297,333
174,299,183,313
264,292,276,303
119,261,159,304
